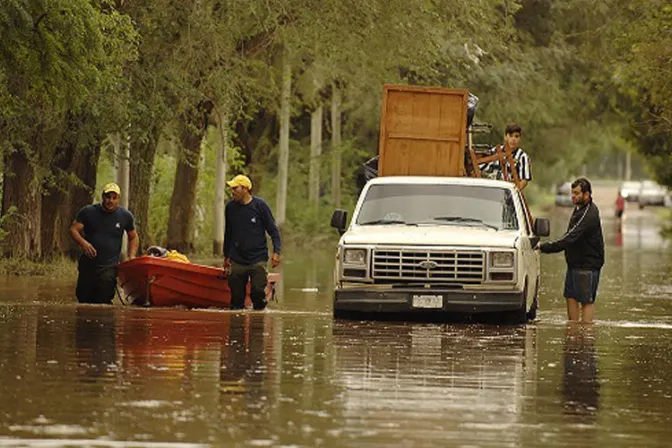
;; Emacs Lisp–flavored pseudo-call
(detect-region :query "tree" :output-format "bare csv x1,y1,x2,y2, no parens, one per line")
0,0,136,258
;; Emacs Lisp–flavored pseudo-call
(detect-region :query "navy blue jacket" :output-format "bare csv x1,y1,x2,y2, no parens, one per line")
540,201,604,270
224,197,281,265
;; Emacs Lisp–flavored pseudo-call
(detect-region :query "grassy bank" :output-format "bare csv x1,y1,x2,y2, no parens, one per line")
0,226,340,277
0,256,78,277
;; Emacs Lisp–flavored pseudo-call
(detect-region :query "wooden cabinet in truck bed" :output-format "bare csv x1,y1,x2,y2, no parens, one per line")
377,84,469,177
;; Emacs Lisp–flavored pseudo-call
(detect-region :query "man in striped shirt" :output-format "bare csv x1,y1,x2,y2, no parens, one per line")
480,123,532,190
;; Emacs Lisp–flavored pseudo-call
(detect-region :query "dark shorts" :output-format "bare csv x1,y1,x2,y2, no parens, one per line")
564,269,601,304
615,210,623,218
76,264,117,304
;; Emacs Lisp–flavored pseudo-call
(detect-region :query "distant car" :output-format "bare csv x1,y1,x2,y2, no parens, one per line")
637,181,668,208
555,182,573,207
619,181,642,202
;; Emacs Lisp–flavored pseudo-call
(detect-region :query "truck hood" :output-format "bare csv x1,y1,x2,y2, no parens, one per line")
342,225,519,248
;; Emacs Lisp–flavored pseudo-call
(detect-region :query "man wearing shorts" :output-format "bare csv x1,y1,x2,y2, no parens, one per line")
537,178,604,323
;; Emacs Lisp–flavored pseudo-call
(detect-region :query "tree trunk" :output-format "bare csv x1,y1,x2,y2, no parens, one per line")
166,104,212,253
65,146,99,258
276,49,291,226
625,151,632,181
213,108,228,255
2,148,42,259
115,132,131,209
331,87,342,207
113,132,130,259
40,129,100,261
309,104,323,209
40,144,73,260
129,126,161,250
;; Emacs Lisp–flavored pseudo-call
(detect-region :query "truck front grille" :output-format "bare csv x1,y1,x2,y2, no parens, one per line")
372,249,484,284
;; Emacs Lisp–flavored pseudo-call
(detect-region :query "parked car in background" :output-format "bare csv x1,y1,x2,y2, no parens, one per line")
638,180,668,208
555,182,573,207
619,181,642,202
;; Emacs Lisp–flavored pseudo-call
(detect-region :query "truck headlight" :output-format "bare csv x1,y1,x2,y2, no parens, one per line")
344,248,367,266
491,252,514,268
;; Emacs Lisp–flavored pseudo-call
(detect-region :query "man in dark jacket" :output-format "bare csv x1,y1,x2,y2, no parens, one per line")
223,174,281,310
537,178,604,323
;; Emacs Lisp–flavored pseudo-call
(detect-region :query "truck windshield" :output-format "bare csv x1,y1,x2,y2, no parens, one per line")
356,184,519,230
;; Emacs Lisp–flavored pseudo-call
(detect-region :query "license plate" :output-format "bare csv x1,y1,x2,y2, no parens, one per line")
412,294,443,309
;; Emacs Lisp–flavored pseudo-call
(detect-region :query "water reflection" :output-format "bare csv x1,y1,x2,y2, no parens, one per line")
117,309,229,382
75,308,117,381
220,313,269,393
3,188,672,446
562,324,600,418
331,321,536,444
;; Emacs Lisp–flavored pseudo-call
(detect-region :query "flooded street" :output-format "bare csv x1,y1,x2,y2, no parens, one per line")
2,186,672,446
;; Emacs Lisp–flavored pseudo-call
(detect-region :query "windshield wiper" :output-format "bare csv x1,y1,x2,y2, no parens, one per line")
359,219,415,226
428,216,499,231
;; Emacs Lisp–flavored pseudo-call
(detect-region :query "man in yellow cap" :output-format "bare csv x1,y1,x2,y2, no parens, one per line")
223,174,281,310
69,182,139,304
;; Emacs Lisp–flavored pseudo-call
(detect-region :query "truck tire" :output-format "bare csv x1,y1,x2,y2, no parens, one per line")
504,282,528,325
333,308,350,319
526,279,540,321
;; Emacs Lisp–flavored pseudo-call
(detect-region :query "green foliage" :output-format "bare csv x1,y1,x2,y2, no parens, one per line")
0,0,137,156
191,127,247,253
147,150,177,247
253,136,365,240
111,127,247,251
6,0,672,260
0,206,17,244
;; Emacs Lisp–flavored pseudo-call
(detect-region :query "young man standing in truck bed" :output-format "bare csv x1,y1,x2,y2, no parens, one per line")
480,123,532,190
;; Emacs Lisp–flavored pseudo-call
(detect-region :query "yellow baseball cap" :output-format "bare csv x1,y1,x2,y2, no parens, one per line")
102,182,121,195
226,174,252,190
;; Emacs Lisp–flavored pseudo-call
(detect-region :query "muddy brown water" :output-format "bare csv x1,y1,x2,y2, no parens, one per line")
2,186,672,447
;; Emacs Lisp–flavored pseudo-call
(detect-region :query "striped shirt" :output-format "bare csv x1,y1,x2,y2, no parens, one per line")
479,147,532,182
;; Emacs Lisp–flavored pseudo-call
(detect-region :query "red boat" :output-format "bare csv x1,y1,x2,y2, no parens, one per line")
116,256,280,309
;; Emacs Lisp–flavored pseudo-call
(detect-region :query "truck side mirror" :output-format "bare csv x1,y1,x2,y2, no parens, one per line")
533,218,550,237
331,209,348,235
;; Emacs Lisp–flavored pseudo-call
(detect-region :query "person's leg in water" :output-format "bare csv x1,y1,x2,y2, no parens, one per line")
92,266,117,305
564,269,580,321
249,262,269,310
580,270,600,324
566,298,580,321
581,303,594,323
76,265,95,304
228,262,250,309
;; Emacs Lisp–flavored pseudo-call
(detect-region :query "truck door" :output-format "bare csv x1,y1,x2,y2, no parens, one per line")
517,191,540,302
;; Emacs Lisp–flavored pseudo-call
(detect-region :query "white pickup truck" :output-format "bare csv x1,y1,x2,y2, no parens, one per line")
330,176,550,323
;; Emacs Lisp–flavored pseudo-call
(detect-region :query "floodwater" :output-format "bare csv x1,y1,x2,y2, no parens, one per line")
2,187,672,447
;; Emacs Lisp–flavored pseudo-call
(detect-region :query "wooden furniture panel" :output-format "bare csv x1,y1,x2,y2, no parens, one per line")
378,85,468,177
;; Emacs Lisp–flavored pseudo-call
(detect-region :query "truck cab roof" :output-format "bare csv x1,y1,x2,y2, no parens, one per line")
365,176,517,190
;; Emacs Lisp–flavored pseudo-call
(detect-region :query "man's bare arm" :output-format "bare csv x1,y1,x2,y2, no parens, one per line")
69,220,97,258
127,229,139,259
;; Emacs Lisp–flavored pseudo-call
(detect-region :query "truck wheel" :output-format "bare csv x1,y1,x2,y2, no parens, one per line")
504,283,528,325
526,297,538,321
504,303,527,325
333,308,350,319
526,279,540,321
